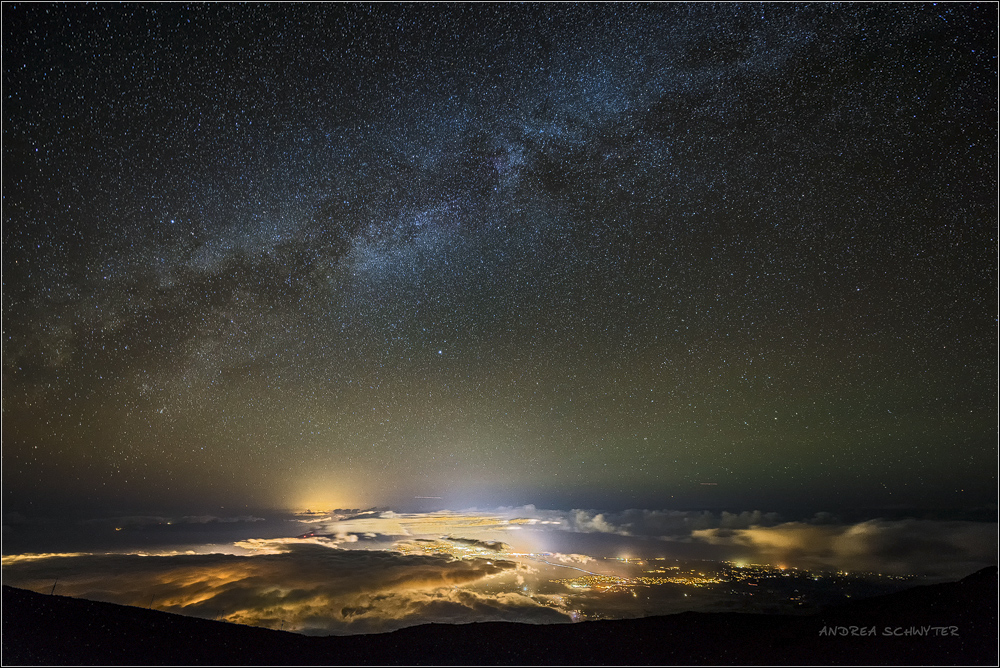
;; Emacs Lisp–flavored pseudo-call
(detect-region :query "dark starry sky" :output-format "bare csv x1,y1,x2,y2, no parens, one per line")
3,3,996,515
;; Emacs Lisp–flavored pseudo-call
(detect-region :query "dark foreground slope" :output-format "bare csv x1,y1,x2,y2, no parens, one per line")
3,567,996,666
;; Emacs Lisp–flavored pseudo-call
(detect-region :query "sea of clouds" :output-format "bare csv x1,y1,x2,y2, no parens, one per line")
3,506,995,634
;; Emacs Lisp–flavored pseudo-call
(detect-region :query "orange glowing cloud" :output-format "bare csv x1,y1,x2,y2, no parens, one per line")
0,543,569,634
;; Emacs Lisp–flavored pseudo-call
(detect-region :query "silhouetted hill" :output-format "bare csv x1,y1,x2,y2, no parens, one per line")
3,567,996,665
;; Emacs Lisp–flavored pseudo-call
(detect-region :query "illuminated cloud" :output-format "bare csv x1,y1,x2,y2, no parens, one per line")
561,508,783,536
301,510,525,548
290,509,381,525
329,589,570,635
2,552,94,565
1,543,569,634
446,537,510,552
489,506,786,538
690,519,997,578
548,553,595,565
233,536,349,553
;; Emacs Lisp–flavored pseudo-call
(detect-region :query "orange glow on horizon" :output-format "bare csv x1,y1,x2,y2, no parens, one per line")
284,475,368,513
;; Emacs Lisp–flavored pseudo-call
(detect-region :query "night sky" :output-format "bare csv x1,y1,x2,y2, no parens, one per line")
3,3,996,517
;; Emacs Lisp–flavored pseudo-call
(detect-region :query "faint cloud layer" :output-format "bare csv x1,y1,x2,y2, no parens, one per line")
561,508,784,536
690,519,997,578
515,508,995,579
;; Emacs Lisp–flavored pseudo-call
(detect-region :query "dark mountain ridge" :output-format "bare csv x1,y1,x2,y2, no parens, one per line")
3,567,996,665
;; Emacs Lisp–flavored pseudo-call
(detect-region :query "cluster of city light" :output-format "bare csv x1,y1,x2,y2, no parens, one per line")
636,574,725,587
551,571,727,592
724,562,793,582
720,561,916,583
551,575,630,592
547,557,920,596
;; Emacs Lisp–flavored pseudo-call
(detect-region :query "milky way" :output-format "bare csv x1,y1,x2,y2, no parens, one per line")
3,3,995,514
